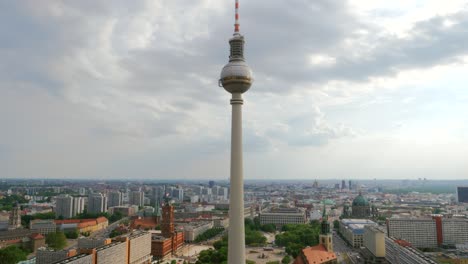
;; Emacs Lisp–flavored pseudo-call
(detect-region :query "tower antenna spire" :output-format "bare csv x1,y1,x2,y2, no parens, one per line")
234,0,240,33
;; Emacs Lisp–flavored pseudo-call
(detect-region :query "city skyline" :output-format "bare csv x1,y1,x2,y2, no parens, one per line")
2,1,468,180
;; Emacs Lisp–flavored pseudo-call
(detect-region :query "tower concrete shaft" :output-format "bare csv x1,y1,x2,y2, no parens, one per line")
228,93,245,264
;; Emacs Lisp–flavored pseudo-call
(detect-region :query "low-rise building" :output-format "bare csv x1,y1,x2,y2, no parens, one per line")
183,221,213,242
259,208,307,228
30,219,57,235
55,217,108,234
339,219,377,248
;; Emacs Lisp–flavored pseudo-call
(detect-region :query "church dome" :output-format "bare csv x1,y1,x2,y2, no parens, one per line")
352,194,369,206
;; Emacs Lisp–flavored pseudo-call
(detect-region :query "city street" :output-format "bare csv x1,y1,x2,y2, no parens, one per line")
332,231,362,264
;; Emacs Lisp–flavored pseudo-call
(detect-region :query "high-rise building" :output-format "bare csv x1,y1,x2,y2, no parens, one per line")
108,191,123,208
72,196,85,216
130,191,145,207
151,186,164,207
55,194,74,219
348,180,352,190
219,187,228,200
387,217,438,248
341,180,346,190
219,1,253,263
457,186,468,203
172,188,184,201
387,216,468,248
87,193,107,214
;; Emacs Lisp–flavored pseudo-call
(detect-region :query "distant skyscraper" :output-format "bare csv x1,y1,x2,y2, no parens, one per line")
219,0,253,262
151,186,164,208
108,191,123,208
349,180,352,190
87,193,107,214
341,180,346,190
219,187,229,200
55,194,74,219
209,180,215,188
457,187,468,203
130,191,144,207
172,188,184,201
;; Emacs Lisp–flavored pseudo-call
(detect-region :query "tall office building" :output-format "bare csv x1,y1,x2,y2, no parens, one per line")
56,194,74,219
457,186,468,203
108,191,123,208
219,1,254,261
341,180,346,190
130,191,145,207
88,193,107,214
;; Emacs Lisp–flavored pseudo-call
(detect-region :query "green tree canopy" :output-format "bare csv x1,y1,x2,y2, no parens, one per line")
46,232,67,250
275,223,321,258
0,246,28,264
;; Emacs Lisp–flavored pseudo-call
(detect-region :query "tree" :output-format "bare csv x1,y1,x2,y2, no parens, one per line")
333,220,339,229
0,246,28,264
282,255,291,264
260,224,276,233
275,223,321,258
65,230,79,239
46,232,67,250
171,260,177,264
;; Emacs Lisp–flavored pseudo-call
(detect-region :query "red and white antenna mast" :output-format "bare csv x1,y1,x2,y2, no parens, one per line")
234,0,240,33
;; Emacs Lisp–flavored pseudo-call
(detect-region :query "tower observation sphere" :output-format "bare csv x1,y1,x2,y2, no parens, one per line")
219,34,253,94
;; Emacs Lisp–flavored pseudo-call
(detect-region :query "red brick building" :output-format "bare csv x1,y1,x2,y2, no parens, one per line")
151,201,184,259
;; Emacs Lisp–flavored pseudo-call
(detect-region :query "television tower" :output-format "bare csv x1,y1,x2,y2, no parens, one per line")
219,1,253,263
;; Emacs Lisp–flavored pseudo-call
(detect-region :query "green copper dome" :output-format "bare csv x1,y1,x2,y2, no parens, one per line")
352,194,369,206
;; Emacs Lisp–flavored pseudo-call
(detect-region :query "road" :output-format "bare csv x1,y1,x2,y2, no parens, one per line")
332,231,362,264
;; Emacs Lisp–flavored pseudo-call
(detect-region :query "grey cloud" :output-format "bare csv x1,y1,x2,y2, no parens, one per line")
267,107,354,146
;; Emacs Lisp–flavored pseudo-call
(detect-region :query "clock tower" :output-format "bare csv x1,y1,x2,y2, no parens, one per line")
161,199,175,238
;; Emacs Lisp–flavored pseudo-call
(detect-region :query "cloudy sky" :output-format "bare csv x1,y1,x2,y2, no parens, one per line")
1,0,468,180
